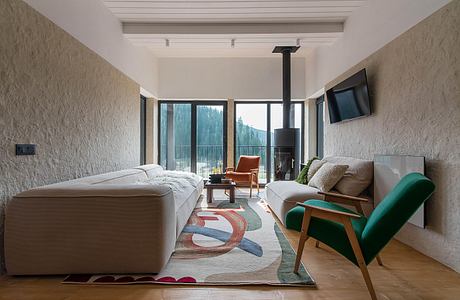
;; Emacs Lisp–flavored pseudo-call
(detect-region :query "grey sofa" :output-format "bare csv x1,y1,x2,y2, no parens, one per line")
265,156,374,225
5,164,203,275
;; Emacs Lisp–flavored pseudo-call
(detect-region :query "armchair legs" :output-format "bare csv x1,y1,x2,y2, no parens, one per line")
294,209,312,273
343,217,377,300
293,208,378,300
376,255,383,266
248,173,259,198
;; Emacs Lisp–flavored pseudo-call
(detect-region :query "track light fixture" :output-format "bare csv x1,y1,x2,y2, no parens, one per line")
165,39,170,47
231,39,235,48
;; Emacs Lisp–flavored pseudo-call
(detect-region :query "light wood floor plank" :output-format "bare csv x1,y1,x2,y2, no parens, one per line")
1,189,459,299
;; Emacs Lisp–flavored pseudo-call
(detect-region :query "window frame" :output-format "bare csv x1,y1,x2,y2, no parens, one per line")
233,100,305,183
157,100,228,174
316,96,325,158
140,95,147,165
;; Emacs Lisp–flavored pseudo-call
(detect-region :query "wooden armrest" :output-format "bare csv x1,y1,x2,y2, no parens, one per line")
250,168,259,173
296,202,361,220
225,167,234,172
318,191,368,203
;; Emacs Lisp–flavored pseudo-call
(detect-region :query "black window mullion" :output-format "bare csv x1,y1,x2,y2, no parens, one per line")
301,101,305,163
222,102,228,171
266,103,271,183
316,96,325,158
191,104,197,173
140,95,147,165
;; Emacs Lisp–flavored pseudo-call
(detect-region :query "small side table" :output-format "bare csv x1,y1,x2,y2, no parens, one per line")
205,181,236,203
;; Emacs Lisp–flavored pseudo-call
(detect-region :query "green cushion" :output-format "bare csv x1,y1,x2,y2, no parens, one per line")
285,199,367,266
360,173,435,263
295,157,319,184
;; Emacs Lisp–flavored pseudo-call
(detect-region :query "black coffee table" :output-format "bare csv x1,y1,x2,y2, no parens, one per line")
205,181,236,203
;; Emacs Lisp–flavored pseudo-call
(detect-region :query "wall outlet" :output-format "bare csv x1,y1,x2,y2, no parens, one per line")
16,144,36,156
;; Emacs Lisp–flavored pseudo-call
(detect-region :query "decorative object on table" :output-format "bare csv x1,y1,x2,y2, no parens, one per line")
209,173,224,184
63,196,316,287
225,155,260,197
221,178,232,184
205,181,236,203
286,173,435,300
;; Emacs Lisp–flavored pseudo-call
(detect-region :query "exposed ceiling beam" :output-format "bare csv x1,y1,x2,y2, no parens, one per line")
123,22,343,35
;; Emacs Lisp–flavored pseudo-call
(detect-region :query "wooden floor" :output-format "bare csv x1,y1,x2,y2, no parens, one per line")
1,190,460,299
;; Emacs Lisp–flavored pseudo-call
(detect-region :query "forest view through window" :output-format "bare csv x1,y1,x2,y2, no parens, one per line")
235,102,303,183
159,101,303,183
159,102,226,178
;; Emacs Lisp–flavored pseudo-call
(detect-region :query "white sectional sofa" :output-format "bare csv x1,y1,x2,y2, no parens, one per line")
5,164,203,275
266,156,374,225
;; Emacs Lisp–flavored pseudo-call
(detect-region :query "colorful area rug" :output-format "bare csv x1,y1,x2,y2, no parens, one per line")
64,195,315,287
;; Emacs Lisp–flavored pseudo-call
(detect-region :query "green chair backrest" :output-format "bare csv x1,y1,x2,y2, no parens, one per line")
361,173,435,263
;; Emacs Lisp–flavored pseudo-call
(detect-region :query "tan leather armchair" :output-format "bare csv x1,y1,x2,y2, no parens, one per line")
225,155,260,197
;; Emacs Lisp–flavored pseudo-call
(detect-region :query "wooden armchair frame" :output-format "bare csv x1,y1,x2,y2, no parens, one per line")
290,173,435,300
225,167,260,197
293,202,378,300
315,191,383,266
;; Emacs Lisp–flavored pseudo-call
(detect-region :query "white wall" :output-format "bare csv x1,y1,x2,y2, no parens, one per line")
23,0,159,97
159,57,305,99
305,0,451,97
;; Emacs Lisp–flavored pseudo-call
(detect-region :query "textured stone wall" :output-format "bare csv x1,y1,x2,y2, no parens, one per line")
324,1,460,271
0,0,140,272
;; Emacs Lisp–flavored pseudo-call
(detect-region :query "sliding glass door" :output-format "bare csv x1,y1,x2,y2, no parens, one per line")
235,104,268,183
196,105,225,178
160,103,192,171
159,101,227,178
235,101,304,183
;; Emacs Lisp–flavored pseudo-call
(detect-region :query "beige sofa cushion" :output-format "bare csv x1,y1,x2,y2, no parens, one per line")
307,160,325,181
266,180,321,204
324,156,373,196
134,164,164,178
46,169,148,187
308,162,348,192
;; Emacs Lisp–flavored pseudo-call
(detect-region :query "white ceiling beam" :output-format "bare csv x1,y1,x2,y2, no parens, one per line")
104,1,365,9
123,22,343,35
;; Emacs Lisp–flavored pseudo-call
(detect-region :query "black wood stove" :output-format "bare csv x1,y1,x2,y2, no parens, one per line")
272,46,301,181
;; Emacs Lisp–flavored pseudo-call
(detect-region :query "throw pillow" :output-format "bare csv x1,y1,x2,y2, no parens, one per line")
307,159,325,182
295,157,319,184
308,162,349,192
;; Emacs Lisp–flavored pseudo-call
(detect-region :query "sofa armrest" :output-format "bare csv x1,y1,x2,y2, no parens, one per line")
296,202,361,221
6,184,176,275
318,191,368,203
14,184,172,199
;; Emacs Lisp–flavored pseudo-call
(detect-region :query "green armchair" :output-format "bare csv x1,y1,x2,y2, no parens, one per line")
286,173,435,300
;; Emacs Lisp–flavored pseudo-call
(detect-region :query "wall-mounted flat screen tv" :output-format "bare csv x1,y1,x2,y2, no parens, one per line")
326,69,371,124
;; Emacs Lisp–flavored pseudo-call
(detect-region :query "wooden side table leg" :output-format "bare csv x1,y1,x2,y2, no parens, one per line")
230,187,235,203
207,188,213,203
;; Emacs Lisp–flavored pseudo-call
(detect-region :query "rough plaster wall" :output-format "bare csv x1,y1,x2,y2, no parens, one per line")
324,1,460,271
0,0,140,272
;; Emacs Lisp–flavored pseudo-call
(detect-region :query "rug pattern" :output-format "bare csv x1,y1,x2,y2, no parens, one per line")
64,195,315,287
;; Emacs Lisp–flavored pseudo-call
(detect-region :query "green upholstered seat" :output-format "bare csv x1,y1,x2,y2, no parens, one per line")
286,200,367,265
285,173,435,266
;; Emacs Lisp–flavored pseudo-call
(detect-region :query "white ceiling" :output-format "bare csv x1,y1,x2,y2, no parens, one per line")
102,0,367,57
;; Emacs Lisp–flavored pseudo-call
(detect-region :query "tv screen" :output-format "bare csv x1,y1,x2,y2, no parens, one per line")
326,69,371,124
